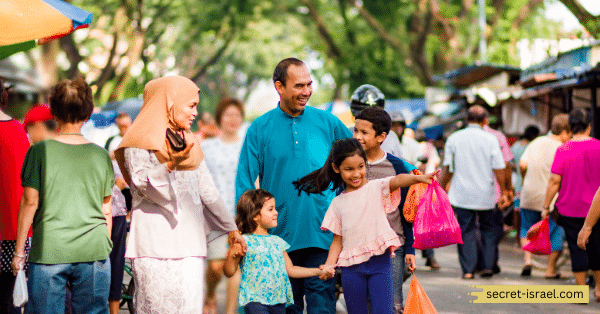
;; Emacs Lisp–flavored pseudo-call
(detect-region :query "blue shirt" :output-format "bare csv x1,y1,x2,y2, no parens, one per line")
236,105,352,251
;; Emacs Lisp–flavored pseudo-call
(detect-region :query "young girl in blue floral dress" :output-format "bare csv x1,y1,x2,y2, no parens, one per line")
224,189,331,314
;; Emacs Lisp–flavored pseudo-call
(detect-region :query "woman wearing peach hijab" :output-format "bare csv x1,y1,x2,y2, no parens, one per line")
114,76,246,314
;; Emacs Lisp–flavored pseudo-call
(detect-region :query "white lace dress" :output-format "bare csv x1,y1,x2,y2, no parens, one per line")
123,148,237,314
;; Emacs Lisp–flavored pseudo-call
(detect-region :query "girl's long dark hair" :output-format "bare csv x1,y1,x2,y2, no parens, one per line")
293,138,367,195
236,189,274,234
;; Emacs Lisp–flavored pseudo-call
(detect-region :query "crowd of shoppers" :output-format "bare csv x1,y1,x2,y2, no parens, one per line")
2,58,600,314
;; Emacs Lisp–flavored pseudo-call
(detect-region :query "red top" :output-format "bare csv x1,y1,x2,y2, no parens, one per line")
0,119,31,240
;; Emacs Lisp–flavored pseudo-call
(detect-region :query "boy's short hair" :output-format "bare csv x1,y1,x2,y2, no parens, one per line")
355,107,391,136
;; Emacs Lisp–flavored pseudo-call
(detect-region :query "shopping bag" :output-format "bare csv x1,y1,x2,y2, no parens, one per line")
13,269,28,307
523,218,551,255
403,169,429,223
413,180,463,250
404,271,438,314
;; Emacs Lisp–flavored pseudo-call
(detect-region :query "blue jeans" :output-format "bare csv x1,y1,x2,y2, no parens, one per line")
391,246,405,311
286,248,335,314
244,302,286,314
341,253,393,314
26,259,111,314
454,206,502,274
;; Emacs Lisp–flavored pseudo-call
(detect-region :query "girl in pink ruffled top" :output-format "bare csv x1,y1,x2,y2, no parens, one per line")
294,138,434,314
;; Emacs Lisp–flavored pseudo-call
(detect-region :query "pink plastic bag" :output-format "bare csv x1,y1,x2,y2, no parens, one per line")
522,218,551,255
413,180,463,250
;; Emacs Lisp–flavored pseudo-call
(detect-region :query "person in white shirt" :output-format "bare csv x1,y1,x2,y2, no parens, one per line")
389,113,420,165
440,105,510,279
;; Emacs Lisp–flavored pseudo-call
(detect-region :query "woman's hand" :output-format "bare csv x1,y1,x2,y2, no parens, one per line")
228,231,248,253
11,253,25,276
165,137,195,171
541,208,550,220
227,243,245,258
577,226,592,250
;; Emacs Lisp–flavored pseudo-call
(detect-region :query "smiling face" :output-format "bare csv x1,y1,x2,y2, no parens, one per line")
275,64,312,117
354,119,386,154
172,95,199,130
254,197,278,234
333,153,367,192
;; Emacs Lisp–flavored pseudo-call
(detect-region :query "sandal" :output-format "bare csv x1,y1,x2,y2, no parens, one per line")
544,273,561,279
520,265,532,277
462,273,474,280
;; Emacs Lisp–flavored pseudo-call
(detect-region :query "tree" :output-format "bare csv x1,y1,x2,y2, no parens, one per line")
290,0,562,101
556,0,600,38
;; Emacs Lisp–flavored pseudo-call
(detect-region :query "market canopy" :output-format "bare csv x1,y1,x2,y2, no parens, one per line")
0,0,92,59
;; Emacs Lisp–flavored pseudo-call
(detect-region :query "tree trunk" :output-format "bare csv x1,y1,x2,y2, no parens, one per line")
557,0,600,37
108,33,145,101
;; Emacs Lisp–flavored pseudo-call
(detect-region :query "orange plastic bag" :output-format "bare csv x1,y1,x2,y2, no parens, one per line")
404,271,438,314
403,169,429,223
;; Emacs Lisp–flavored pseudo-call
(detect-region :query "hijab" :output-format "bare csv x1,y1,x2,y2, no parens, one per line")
115,76,202,185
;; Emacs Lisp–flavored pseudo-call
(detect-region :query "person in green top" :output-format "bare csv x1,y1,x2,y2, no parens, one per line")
11,78,114,314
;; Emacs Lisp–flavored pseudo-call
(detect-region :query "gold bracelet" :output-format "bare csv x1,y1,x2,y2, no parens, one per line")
13,252,26,258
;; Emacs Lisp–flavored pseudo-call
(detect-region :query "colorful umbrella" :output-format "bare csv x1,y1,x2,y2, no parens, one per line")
0,0,93,59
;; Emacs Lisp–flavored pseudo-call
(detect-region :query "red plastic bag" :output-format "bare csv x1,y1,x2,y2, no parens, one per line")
523,218,551,255
413,180,463,250
404,271,438,314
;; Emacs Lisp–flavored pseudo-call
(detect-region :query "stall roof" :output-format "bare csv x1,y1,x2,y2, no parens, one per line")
520,40,600,83
518,68,600,99
0,59,44,93
437,63,521,89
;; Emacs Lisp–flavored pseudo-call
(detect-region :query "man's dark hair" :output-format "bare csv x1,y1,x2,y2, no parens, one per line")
0,79,7,109
466,105,488,124
273,58,304,86
522,125,540,141
49,78,94,123
355,107,391,136
568,108,592,134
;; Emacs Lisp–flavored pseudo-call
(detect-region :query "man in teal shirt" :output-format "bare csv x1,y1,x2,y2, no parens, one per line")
236,58,351,313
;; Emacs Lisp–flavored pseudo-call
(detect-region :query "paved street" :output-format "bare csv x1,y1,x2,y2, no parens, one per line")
119,234,600,313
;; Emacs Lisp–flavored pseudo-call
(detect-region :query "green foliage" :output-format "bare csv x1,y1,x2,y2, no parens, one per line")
20,0,573,112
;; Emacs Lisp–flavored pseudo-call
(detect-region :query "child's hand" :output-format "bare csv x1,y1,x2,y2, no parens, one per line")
227,243,245,258
419,170,440,184
318,264,336,280
405,254,416,272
